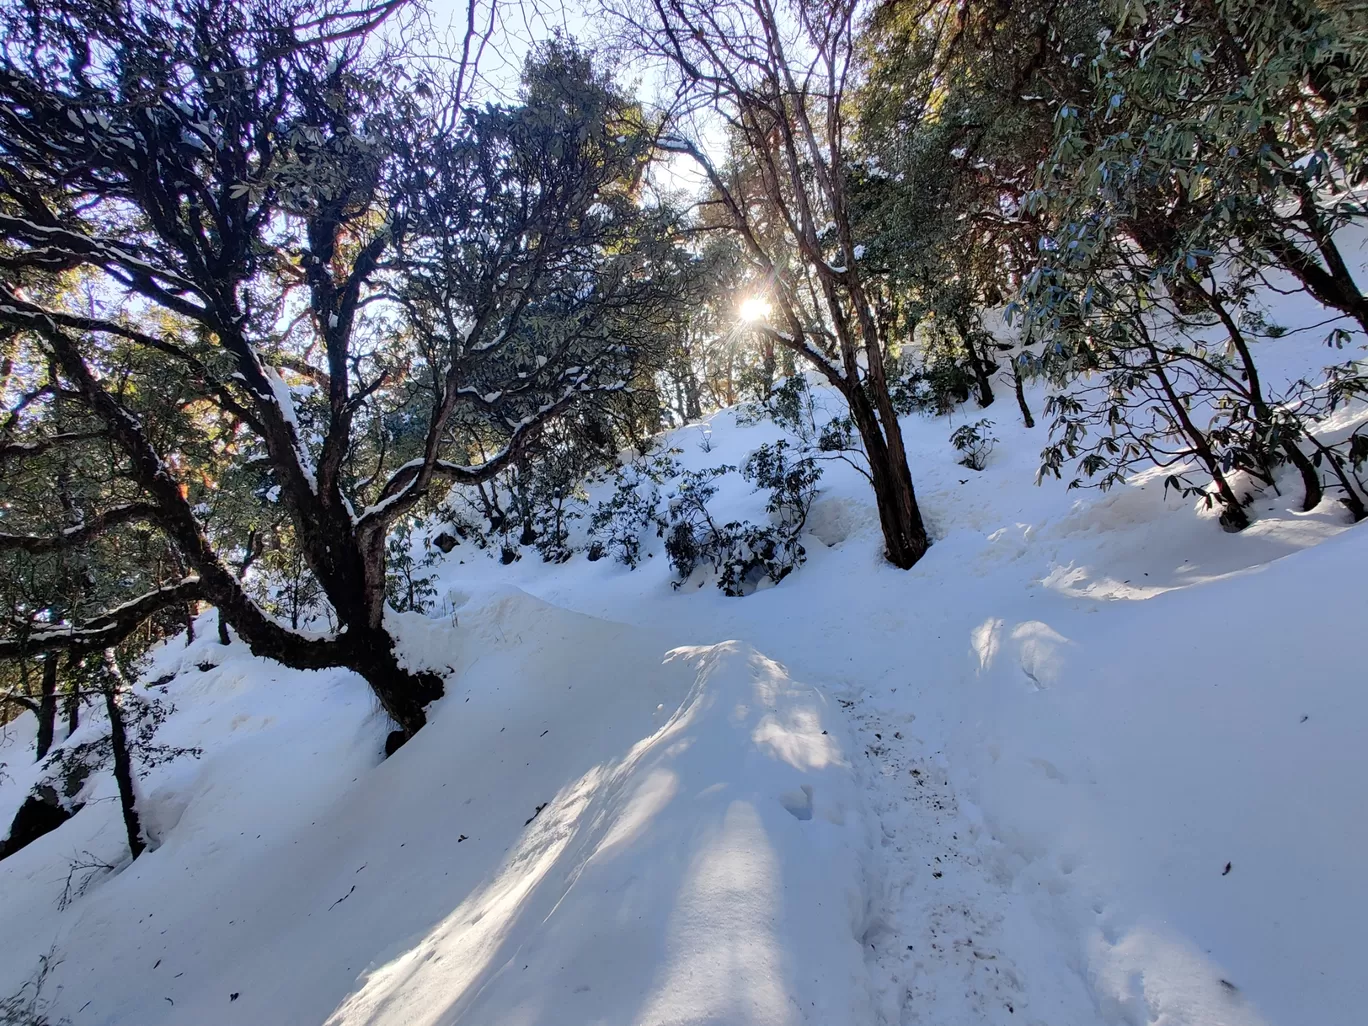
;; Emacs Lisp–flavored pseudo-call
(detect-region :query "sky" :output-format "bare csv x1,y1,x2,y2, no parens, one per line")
403,0,715,199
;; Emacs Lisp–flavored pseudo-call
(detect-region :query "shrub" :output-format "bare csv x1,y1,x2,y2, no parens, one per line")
950,419,997,471
662,445,820,597
587,453,678,567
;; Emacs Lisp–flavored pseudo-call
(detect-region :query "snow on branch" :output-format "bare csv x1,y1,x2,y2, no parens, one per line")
0,577,203,659
0,502,164,554
356,376,627,532
0,430,107,463
0,214,207,311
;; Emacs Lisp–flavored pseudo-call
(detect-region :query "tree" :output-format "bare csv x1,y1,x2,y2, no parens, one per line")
0,346,194,749
851,0,1104,422
1020,0,1368,521
0,0,681,744
616,0,933,568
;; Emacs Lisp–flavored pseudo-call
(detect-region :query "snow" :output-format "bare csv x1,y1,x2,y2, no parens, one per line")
4,285,1368,1025
261,363,318,490
0,590,873,1025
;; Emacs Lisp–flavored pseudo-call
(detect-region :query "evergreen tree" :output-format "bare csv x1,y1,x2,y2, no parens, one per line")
0,0,687,745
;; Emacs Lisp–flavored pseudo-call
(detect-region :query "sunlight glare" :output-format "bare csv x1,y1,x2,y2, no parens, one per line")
738,296,772,322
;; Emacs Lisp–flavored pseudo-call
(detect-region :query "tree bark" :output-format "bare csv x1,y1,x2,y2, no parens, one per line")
1012,358,1035,428
684,365,703,421
844,282,932,569
1201,281,1322,510
969,343,995,408
35,654,58,760
101,652,145,860
1306,434,1368,522
845,385,930,568
956,314,995,408
1282,438,1323,512
345,627,444,744
65,677,80,736
1149,348,1249,530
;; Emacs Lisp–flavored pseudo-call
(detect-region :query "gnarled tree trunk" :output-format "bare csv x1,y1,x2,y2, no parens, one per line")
845,385,930,569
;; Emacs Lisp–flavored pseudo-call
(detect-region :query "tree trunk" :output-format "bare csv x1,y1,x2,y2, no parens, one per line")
846,387,930,568
684,368,703,421
101,652,145,860
956,316,995,408
1011,358,1035,429
1150,349,1249,531
1306,435,1368,522
1201,282,1321,510
0,787,78,861
35,653,58,761
1282,440,1323,512
345,628,444,750
65,677,80,736
672,375,688,424
969,346,994,408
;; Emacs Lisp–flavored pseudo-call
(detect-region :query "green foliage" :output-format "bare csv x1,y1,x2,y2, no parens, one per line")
588,453,678,567
661,444,818,597
852,1,1102,406
743,440,822,534
1012,0,1368,522
950,420,998,471
385,519,438,614
765,376,818,437
42,688,200,789
894,360,978,417
662,467,734,585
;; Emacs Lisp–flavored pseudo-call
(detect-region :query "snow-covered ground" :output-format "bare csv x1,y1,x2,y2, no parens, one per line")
3,318,1367,1025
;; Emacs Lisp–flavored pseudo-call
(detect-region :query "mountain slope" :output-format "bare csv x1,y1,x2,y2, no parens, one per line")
3,336,1367,1026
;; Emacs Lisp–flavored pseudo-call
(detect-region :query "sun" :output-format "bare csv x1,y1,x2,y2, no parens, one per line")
738,296,772,322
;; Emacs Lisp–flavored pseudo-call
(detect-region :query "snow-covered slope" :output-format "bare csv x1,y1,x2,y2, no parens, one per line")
0,588,872,1026
3,330,1367,1026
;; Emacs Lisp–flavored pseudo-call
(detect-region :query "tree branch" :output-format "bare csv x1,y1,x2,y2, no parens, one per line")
0,577,203,659
0,690,40,714
0,429,106,463
0,502,163,553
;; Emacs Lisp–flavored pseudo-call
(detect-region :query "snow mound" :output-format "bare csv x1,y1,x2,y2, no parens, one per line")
331,638,871,1026
1,589,872,1026
964,524,1368,1026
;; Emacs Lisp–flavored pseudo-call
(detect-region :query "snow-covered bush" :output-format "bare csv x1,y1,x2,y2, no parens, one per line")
662,466,734,586
744,439,822,534
893,359,976,417
662,445,819,597
766,375,817,436
587,453,678,567
40,691,200,798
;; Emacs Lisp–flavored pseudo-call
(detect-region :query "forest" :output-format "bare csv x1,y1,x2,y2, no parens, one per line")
0,1,1364,1024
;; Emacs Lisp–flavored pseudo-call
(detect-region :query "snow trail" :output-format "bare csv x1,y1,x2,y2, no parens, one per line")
6,323,1368,1024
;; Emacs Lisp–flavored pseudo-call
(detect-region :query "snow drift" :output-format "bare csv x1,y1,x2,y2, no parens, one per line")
0,587,873,1026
